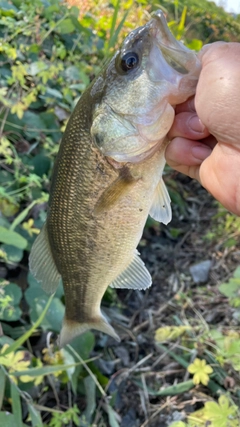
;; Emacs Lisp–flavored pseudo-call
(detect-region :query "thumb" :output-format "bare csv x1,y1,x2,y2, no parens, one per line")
195,42,240,146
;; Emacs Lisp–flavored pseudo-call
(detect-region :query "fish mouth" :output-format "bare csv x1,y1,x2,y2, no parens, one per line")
148,10,201,78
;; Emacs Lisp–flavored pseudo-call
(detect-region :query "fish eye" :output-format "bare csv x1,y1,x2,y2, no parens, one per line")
120,52,139,72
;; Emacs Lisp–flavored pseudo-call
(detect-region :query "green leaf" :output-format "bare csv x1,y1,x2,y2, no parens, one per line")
219,279,240,298
0,336,15,348
43,4,61,19
64,65,82,82
21,111,46,139
29,154,51,178
0,227,27,249
155,325,191,342
186,38,203,51
58,18,76,34
27,272,40,288
70,14,84,32
1,295,54,357
233,266,240,279
27,272,64,299
25,287,64,333
1,245,23,264
11,381,22,427
69,331,95,361
0,282,22,321
1,323,30,340
83,376,96,423
0,368,6,410
28,44,41,54
1,283,22,305
0,0,18,12
0,412,19,427
61,348,76,379
27,61,48,76
44,88,63,100
0,198,19,217
0,217,10,228
203,395,238,427
0,306,22,322
68,338,97,395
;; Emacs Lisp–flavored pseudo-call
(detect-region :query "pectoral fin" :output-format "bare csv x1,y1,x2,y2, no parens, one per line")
94,167,137,215
29,223,61,294
149,178,172,225
110,250,151,290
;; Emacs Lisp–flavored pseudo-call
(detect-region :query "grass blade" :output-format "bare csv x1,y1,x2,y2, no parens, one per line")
0,368,6,410
10,381,22,427
10,200,37,231
108,8,129,50
109,0,121,48
27,403,43,427
178,5,187,32
83,375,96,423
11,356,97,378
207,379,225,395
106,0,132,53
106,404,120,427
134,379,194,396
156,343,189,368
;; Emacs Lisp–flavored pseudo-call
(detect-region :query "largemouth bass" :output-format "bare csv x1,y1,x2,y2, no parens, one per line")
29,10,201,346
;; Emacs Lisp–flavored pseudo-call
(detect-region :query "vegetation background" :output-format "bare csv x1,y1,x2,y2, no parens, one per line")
0,0,240,426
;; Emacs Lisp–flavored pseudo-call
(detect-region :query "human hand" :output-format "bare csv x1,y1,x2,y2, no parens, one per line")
165,42,240,216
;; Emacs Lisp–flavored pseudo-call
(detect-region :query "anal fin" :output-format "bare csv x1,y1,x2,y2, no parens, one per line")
29,223,61,294
110,250,152,290
149,178,172,225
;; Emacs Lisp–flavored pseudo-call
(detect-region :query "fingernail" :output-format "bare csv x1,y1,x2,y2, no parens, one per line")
192,144,212,161
188,115,206,133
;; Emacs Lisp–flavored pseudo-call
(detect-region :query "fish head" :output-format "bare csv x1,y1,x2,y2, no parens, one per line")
91,10,201,163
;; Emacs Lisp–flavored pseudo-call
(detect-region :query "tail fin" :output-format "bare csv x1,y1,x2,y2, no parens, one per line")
59,314,120,347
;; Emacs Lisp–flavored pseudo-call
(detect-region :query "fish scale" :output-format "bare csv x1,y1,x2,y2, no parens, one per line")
29,10,201,346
